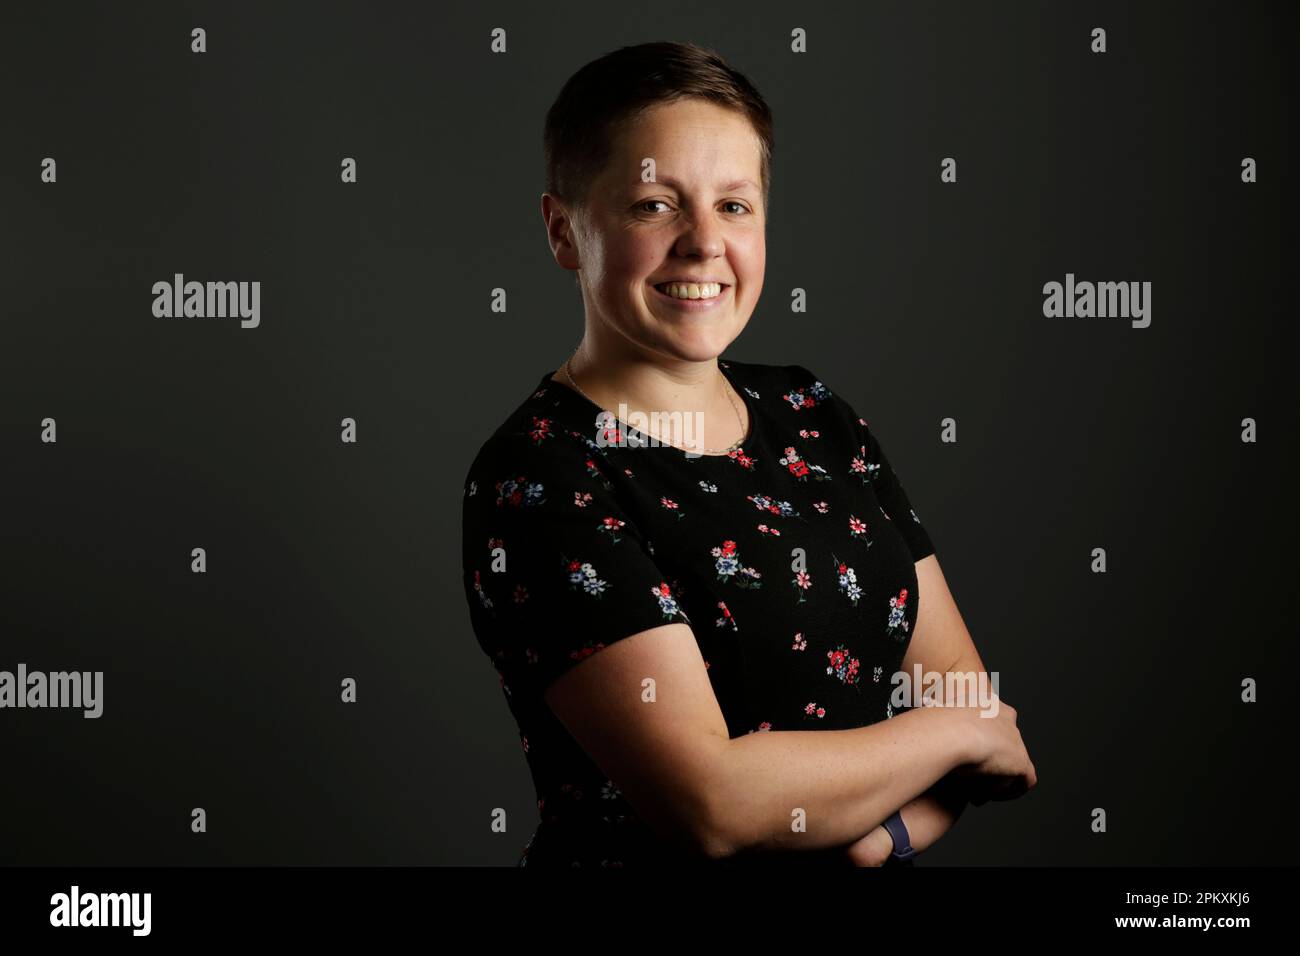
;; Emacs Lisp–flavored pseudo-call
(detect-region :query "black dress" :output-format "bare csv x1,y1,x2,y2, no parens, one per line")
460,359,936,867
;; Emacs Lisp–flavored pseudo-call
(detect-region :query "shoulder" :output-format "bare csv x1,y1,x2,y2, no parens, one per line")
461,380,617,499
718,357,808,391
726,358,864,432
723,358,837,401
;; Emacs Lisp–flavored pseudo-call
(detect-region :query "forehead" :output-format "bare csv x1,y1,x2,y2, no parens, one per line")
604,100,762,188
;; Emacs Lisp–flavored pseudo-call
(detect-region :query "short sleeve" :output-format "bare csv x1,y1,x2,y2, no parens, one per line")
794,365,937,563
858,421,936,562
461,432,692,699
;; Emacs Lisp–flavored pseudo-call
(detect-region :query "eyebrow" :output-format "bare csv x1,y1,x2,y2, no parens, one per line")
641,175,759,193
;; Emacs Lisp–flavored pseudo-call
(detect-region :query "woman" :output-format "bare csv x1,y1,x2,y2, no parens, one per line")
461,41,1036,867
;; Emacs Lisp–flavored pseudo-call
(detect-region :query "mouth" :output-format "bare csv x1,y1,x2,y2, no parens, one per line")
650,281,732,308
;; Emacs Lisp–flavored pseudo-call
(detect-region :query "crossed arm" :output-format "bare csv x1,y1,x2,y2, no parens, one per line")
844,553,989,866
543,553,996,864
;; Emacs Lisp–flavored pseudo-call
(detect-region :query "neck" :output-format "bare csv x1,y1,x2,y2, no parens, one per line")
556,338,745,452
573,342,721,407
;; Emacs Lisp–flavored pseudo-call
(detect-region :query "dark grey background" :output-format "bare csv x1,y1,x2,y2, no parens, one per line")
1,0,1294,865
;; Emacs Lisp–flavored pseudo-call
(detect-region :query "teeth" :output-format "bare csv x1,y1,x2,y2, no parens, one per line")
657,281,723,300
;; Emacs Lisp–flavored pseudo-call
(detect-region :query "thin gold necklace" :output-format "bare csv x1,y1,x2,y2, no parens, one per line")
561,351,747,455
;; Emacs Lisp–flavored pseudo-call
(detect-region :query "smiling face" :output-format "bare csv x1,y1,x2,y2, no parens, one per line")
545,97,767,365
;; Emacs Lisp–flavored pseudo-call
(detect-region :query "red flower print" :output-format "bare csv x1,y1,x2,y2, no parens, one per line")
598,516,627,544
779,446,831,482
886,587,912,642
848,515,872,546
791,569,812,605
850,444,880,484
595,414,624,447
727,448,757,469
782,380,831,410
746,493,799,518
651,581,683,619
715,601,738,631
495,475,545,508
660,496,686,519
710,539,762,588
528,416,554,445
827,644,862,686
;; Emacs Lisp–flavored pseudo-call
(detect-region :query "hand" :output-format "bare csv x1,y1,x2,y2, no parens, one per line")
949,694,1037,801
951,767,1035,806
844,823,895,867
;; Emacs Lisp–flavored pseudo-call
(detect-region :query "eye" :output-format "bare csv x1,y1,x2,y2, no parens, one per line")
637,199,752,215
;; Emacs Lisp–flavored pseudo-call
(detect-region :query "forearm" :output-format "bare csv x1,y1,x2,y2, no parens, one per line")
848,774,969,865
704,705,974,858
867,654,985,857
858,653,992,862
902,775,968,851
845,644,992,863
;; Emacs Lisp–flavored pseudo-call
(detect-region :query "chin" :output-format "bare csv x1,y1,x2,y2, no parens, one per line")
661,330,739,362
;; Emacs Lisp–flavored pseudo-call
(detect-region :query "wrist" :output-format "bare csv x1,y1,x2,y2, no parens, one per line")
846,823,895,867
925,701,985,767
881,809,918,862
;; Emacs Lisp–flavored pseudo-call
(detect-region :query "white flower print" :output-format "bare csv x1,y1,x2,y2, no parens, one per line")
565,559,609,598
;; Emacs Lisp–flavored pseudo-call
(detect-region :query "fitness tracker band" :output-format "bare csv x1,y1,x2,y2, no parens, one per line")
883,810,917,863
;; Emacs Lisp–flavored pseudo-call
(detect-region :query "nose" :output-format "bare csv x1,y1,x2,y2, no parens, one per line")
673,210,726,260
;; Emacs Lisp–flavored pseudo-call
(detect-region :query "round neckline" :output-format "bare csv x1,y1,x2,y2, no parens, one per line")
541,361,756,458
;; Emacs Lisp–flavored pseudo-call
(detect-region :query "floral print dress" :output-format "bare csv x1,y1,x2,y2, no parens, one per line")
461,360,936,867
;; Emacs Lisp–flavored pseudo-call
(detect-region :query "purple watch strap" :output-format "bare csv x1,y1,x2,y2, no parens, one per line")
883,810,917,862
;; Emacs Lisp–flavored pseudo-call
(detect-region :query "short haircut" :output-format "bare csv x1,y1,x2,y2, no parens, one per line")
543,41,775,217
